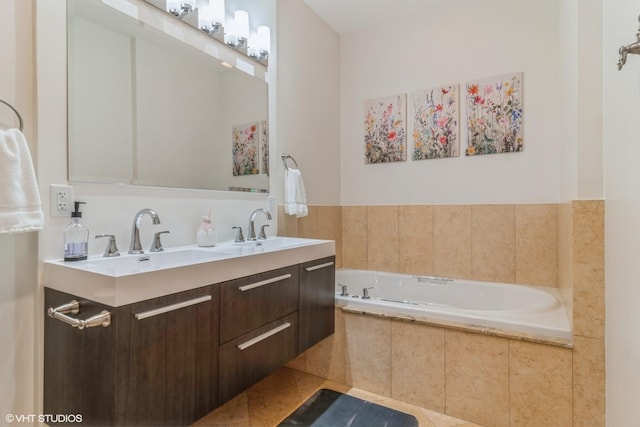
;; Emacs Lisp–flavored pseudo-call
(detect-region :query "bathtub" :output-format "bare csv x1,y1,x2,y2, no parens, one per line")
335,269,572,344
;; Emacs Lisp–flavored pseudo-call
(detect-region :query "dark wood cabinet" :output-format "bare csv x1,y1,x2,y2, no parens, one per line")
44,256,335,426
299,256,336,352
44,286,219,426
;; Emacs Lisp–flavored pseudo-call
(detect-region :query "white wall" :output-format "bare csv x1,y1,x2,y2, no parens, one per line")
604,0,640,423
0,0,38,421
276,0,341,205
341,0,567,205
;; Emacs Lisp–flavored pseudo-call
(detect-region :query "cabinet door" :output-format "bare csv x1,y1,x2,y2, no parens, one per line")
219,265,299,344
44,288,116,425
219,312,298,404
114,285,219,426
299,256,336,352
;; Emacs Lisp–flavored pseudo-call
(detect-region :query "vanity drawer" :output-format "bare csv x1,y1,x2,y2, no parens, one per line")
219,312,298,404
220,265,299,343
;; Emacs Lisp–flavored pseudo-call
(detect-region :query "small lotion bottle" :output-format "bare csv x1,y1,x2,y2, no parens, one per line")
197,216,216,247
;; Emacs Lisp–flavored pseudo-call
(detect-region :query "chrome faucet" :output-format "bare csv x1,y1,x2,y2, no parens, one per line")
248,208,272,241
129,208,161,254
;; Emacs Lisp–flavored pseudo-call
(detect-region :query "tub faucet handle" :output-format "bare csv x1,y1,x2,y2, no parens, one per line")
362,287,374,299
339,284,349,296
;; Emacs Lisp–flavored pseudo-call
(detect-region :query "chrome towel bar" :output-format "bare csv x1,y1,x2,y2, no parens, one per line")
47,300,111,330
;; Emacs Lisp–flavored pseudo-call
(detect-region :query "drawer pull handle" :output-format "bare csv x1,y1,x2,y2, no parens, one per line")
304,261,334,272
238,322,291,351
134,295,211,320
238,274,292,292
47,300,111,330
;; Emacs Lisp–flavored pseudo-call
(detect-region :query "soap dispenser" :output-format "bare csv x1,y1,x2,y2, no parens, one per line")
64,201,89,261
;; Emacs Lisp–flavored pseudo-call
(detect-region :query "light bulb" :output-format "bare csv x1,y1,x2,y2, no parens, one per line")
234,10,249,40
256,26,270,53
210,0,225,25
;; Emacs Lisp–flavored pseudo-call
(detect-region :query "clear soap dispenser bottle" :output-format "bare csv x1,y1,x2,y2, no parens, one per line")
64,201,89,261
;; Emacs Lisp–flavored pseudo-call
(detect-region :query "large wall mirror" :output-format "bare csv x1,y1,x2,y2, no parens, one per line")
67,0,269,192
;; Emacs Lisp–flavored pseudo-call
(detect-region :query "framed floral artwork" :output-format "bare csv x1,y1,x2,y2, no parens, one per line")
260,120,269,175
411,84,459,160
465,72,523,156
232,122,259,176
364,94,407,163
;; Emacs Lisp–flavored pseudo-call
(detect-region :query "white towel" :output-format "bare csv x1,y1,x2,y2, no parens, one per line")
284,168,308,217
0,129,44,233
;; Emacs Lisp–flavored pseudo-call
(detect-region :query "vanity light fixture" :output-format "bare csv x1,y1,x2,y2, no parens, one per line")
198,0,225,42
249,25,270,65
142,0,269,66
226,10,249,54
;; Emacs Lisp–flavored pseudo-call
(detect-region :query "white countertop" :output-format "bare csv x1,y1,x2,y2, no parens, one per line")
44,237,335,307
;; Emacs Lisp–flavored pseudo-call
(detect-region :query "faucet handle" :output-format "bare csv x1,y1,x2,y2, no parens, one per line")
95,234,120,257
362,286,374,299
150,230,170,252
232,226,245,243
258,224,270,240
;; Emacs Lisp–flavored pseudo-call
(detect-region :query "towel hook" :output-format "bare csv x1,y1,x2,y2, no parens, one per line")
0,99,23,131
281,153,299,170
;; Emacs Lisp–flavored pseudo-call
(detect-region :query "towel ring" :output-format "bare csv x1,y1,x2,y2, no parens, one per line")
281,154,300,170
0,99,23,131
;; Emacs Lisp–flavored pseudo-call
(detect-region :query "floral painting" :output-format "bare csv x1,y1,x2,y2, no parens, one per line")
232,122,259,176
465,73,523,156
260,120,269,175
364,94,407,163
411,85,459,160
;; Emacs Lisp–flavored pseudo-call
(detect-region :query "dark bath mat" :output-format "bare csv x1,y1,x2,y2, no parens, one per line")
278,388,419,427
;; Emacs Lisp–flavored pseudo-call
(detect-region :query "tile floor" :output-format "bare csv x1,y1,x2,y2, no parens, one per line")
193,367,483,426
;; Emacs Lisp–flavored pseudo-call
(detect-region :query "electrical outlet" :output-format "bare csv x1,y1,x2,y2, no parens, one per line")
50,184,74,217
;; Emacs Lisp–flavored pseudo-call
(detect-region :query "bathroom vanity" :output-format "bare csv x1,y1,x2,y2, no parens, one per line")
43,238,335,426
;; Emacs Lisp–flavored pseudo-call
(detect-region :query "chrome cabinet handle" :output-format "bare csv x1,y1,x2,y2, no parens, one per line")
237,322,291,351
47,300,111,330
238,274,292,292
304,261,334,272
134,295,211,320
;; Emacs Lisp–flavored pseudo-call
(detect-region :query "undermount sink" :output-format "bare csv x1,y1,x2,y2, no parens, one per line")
232,236,316,250
57,248,233,277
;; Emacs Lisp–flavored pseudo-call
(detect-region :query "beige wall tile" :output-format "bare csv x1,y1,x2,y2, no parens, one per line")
344,312,392,397
398,205,434,275
515,204,557,287
305,309,347,384
471,204,515,283
342,206,368,269
367,206,399,272
557,203,573,327
391,320,445,412
278,205,298,237
572,200,604,265
445,330,509,427
298,205,343,267
572,201,605,339
573,336,605,426
509,340,573,426
433,205,472,279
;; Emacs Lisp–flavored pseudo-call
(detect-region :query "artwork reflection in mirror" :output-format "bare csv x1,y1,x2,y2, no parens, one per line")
67,0,269,192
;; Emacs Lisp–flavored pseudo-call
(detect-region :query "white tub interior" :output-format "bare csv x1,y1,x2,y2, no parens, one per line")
335,269,572,344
